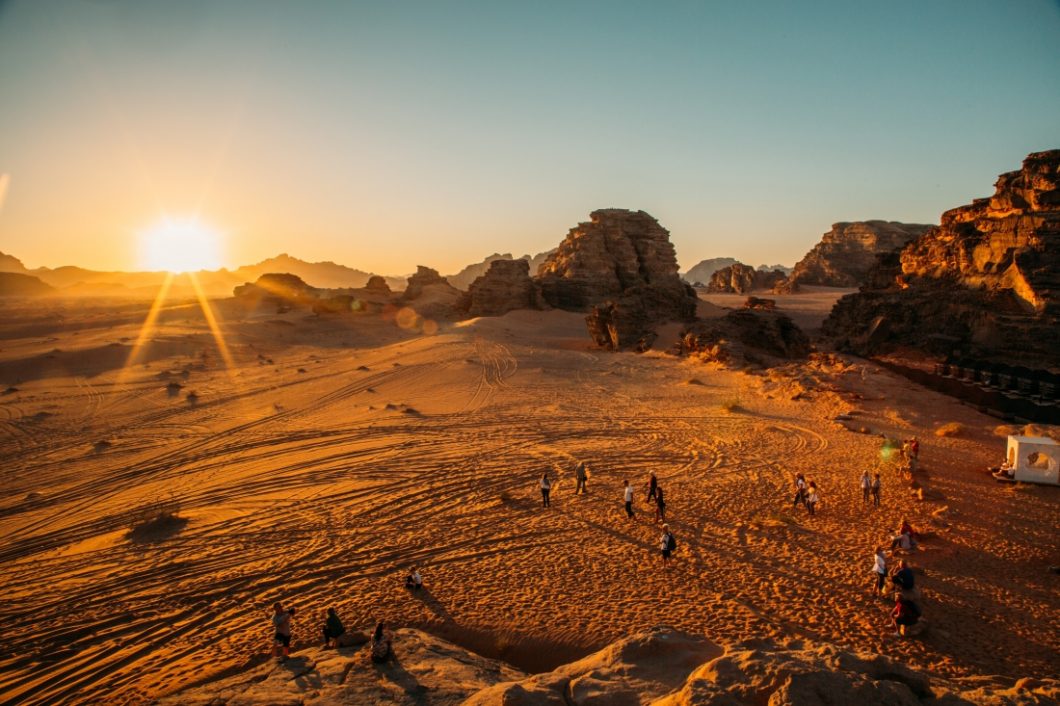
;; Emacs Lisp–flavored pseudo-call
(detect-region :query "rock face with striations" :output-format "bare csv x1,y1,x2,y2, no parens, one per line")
707,262,787,293
780,221,933,292
536,209,698,350
823,150,1060,367
460,258,545,317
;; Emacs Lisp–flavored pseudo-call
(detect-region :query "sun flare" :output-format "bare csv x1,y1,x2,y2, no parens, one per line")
139,219,224,273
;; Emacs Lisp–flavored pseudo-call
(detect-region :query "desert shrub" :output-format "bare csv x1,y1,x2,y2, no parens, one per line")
935,422,964,438
127,499,187,543
720,397,742,413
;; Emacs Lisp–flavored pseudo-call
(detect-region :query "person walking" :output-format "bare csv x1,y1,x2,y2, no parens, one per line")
646,472,658,502
655,485,666,523
659,524,676,564
871,473,882,508
806,481,819,515
271,602,296,661
540,473,551,508
860,471,871,505
623,479,635,518
872,546,888,596
575,461,588,495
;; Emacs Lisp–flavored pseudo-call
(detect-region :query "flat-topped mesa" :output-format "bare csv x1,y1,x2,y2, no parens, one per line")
536,209,698,350
779,221,933,292
707,262,786,293
823,149,1060,366
460,258,545,317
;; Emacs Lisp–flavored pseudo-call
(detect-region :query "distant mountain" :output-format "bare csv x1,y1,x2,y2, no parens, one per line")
0,251,28,273
0,272,54,296
447,249,558,291
233,253,403,291
682,257,740,285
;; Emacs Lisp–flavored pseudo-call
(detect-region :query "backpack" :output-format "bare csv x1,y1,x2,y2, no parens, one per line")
666,533,677,551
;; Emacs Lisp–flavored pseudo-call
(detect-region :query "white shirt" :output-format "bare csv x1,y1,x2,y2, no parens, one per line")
796,477,806,490
624,486,634,502
860,474,871,488
874,553,886,574
540,477,550,490
807,491,819,504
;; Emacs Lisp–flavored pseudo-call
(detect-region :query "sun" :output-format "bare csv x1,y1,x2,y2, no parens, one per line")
139,219,224,273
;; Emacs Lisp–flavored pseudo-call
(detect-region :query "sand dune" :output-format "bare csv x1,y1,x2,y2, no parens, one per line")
0,300,1057,704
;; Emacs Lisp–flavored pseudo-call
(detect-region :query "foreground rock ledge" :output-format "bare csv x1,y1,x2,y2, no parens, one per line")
156,626,1058,705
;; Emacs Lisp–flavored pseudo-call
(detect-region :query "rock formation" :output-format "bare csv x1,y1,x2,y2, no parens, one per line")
161,626,1059,705
780,221,933,292
823,150,1060,367
0,251,28,273
233,273,318,311
364,275,391,293
535,209,697,349
400,266,463,318
757,263,793,276
460,258,545,317
706,262,786,293
678,310,811,367
447,253,517,291
682,257,740,286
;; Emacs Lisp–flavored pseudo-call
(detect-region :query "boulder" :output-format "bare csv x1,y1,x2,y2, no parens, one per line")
678,310,811,367
400,266,463,319
364,275,391,293
779,221,933,292
823,150,1060,367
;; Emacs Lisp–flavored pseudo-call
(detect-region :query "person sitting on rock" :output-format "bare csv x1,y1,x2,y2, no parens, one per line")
370,620,393,663
322,607,345,648
404,567,423,591
890,593,921,636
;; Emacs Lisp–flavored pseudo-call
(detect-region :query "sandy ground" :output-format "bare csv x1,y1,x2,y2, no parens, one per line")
0,295,1057,705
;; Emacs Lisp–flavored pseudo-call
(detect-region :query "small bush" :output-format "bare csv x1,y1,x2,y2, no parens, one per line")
935,422,964,438
720,398,742,413
127,500,187,543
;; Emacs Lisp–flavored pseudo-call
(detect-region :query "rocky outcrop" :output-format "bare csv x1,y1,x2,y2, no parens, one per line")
678,310,811,367
682,257,740,286
400,266,463,318
447,253,517,291
0,272,54,297
757,263,793,276
161,626,1059,705
823,150,1060,367
535,209,697,350
780,221,933,292
0,251,28,274
460,258,545,317
364,275,391,293
233,273,318,311
706,263,786,293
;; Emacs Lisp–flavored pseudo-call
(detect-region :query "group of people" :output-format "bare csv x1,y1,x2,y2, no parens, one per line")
270,605,401,663
859,470,883,507
541,466,676,563
871,544,923,636
791,473,821,515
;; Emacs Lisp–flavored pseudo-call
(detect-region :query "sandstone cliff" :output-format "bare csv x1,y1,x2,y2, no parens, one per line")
781,221,932,292
535,209,697,350
460,258,545,317
400,266,463,318
706,262,786,293
823,150,1060,367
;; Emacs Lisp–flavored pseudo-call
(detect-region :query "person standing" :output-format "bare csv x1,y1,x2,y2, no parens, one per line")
540,473,551,508
271,602,296,661
659,524,676,564
655,485,666,523
793,473,807,509
860,471,872,505
646,472,658,502
575,461,588,495
623,479,635,518
806,481,819,515
871,473,882,508
872,546,888,596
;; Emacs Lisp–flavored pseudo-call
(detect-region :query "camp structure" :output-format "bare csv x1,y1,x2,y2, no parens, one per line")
1004,435,1060,486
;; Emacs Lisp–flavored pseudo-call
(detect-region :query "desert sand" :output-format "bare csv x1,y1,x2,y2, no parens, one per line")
0,294,1058,704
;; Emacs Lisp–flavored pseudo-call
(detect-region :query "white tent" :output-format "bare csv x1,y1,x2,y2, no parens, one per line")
1006,435,1060,486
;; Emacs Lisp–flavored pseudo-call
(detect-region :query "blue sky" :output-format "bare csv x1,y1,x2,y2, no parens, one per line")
1,0,1058,274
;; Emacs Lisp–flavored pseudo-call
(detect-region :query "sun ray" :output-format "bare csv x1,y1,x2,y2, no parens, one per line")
189,271,235,372
119,272,175,383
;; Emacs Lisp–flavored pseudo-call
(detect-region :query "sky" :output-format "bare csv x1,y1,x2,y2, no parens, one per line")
1,0,1058,276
